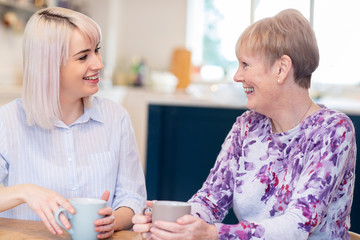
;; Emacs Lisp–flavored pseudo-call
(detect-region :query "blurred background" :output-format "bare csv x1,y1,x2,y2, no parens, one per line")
1,0,360,91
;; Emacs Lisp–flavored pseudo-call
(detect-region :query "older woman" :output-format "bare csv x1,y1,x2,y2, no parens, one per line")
132,9,356,240
0,7,146,239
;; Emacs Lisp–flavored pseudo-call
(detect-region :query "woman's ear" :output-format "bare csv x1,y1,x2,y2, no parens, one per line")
276,55,292,84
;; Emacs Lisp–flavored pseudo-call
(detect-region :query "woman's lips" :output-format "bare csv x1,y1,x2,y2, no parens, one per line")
83,74,99,84
244,87,254,94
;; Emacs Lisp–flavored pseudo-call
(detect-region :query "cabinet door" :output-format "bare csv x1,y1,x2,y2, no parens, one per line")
146,104,244,223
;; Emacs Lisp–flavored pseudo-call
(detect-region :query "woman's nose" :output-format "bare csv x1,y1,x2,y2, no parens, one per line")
233,68,244,83
92,54,104,71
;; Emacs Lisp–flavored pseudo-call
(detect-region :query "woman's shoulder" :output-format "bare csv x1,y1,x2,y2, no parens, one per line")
235,110,268,126
91,96,130,120
0,98,24,117
309,106,355,132
0,99,25,130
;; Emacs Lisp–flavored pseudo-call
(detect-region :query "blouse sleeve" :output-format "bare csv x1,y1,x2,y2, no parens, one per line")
0,113,9,184
188,118,243,223
189,114,356,240
111,110,147,214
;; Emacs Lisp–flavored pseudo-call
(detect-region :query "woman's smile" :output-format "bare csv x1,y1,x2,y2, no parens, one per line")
83,73,100,84
244,87,254,95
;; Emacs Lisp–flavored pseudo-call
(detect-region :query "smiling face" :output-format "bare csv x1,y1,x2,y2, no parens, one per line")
60,29,104,105
233,47,279,115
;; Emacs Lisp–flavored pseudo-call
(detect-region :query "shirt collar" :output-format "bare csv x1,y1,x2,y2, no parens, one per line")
54,97,104,128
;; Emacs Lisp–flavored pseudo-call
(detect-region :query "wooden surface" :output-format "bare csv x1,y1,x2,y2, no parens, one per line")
0,217,141,240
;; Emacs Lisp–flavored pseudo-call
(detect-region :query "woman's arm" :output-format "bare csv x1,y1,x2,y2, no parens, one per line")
190,114,356,239
113,207,135,230
0,183,75,235
0,184,24,211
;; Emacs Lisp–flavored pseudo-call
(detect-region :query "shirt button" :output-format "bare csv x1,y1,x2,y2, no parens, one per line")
72,186,77,191
67,157,72,162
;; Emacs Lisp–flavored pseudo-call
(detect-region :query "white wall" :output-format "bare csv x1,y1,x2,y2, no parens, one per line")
117,0,188,71
0,16,24,86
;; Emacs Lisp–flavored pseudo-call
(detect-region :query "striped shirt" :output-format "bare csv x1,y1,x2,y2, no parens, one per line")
0,96,146,220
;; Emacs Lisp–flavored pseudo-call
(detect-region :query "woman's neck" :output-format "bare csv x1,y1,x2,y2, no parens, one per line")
60,98,84,126
269,87,320,133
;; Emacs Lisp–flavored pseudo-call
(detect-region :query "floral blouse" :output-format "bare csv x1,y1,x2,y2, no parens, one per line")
189,106,356,240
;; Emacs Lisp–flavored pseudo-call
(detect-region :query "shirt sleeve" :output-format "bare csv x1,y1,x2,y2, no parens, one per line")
0,114,9,184
111,111,147,214
189,115,356,240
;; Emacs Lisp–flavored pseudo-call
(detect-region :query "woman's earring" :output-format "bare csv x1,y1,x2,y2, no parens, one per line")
277,79,281,84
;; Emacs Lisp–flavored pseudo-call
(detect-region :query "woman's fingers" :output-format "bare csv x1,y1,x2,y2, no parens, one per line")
95,214,115,227
37,210,57,235
145,200,154,208
97,229,115,239
133,214,152,224
58,212,71,229
57,198,75,215
101,190,110,202
98,206,112,216
132,215,152,233
141,232,152,240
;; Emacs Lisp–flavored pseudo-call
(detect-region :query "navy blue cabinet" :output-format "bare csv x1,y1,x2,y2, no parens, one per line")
145,104,360,231
349,114,360,233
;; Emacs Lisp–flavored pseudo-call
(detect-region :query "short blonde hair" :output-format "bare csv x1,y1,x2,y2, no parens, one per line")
236,9,319,89
22,7,101,129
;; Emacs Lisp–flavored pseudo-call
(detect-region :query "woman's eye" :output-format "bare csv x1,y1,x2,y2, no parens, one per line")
79,55,87,61
242,62,248,68
95,47,101,53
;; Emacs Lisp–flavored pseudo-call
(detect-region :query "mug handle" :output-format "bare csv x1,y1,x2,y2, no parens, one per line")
55,207,74,235
142,206,152,215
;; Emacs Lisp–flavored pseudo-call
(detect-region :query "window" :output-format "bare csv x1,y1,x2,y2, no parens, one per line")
313,0,360,86
186,0,360,87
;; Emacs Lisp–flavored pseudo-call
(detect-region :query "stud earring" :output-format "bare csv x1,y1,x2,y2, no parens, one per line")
277,79,281,84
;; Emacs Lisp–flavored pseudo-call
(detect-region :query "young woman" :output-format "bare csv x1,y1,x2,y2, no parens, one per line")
0,7,146,239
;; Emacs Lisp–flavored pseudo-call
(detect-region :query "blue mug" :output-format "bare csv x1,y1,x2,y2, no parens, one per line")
55,198,106,240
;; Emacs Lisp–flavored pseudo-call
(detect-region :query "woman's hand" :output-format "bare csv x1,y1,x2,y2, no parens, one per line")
150,215,219,240
94,190,115,239
20,183,75,235
132,200,154,240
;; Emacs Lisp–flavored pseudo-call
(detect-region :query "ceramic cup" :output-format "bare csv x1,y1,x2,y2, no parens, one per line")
55,198,106,240
150,200,191,223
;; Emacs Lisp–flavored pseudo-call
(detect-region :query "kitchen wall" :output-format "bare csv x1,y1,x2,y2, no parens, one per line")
0,0,188,86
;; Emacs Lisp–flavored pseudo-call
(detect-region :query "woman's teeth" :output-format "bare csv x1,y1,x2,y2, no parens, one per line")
84,75,98,80
244,87,254,93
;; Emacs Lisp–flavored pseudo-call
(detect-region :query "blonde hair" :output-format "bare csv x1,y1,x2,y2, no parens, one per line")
22,7,101,129
236,9,319,89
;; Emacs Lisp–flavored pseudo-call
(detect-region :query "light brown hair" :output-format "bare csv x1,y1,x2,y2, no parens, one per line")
236,9,319,89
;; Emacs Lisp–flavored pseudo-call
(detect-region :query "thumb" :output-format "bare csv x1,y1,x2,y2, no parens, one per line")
101,190,110,202
177,214,196,225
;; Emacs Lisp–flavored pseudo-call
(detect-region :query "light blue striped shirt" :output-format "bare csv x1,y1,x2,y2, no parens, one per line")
0,96,146,220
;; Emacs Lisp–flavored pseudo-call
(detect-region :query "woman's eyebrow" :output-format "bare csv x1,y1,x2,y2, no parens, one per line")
72,49,90,57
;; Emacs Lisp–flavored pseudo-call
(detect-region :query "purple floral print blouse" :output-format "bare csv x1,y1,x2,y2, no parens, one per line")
189,106,356,240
